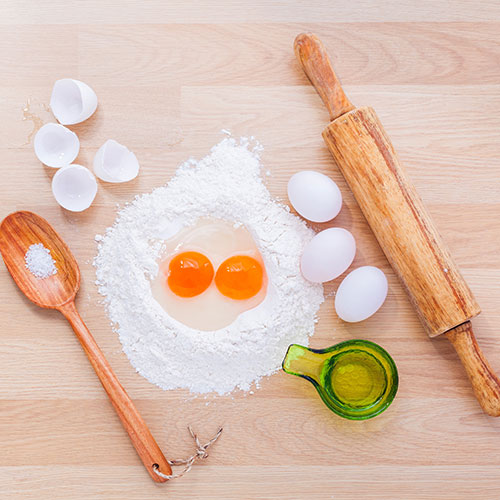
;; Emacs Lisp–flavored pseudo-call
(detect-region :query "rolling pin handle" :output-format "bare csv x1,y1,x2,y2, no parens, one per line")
294,33,355,121
446,322,500,417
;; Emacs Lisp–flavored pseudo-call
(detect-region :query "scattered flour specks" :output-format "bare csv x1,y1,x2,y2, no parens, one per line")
25,243,57,279
93,137,323,395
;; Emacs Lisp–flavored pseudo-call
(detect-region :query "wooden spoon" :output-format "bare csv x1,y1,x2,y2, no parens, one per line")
0,211,172,482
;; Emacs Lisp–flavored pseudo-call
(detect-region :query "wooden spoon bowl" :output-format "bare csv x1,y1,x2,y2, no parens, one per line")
0,211,171,482
0,211,79,308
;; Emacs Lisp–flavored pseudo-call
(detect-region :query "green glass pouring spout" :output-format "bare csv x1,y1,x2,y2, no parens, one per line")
282,340,398,420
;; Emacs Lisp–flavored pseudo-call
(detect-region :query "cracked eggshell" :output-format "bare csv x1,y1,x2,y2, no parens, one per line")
50,79,98,125
34,123,80,168
52,164,98,212
93,139,140,183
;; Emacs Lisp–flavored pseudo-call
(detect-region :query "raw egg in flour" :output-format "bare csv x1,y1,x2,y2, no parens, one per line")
151,218,267,331
168,251,214,298
215,255,263,300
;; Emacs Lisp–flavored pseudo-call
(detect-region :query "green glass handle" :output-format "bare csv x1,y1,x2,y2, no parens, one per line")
282,344,327,382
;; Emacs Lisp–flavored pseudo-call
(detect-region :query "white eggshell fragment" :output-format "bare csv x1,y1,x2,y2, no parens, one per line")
50,79,98,125
287,170,342,223
52,164,98,212
93,139,139,183
33,123,79,168
335,266,388,322
301,228,356,283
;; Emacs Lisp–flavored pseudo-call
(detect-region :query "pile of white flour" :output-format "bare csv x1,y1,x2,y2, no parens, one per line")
94,137,323,395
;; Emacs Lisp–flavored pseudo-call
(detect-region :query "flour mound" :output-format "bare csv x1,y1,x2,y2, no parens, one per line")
94,137,323,395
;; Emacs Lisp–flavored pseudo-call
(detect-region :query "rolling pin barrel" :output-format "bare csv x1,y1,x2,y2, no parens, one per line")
295,32,500,416
322,107,480,337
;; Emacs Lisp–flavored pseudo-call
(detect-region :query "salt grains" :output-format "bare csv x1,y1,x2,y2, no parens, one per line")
25,243,57,279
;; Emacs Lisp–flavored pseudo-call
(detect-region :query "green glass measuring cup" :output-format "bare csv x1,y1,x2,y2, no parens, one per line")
282,340,398,420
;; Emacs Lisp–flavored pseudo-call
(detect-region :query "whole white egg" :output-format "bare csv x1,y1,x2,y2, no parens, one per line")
335,266,388,322
301,228,355,283
287,170,342,223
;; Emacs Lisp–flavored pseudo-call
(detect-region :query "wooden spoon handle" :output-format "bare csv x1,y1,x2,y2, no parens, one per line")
59,301,171,482
294,33,355,121
446,321,500,416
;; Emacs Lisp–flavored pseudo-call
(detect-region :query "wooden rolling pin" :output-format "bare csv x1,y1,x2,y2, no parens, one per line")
294,33,500,416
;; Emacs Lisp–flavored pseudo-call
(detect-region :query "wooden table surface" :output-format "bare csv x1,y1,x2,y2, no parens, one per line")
2,1,500,498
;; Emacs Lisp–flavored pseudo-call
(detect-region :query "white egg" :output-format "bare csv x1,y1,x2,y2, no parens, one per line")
287,170,342,222
301,228,355,283
34,123,79,168
50,79,98,125
93,139,140,183
52,164,98,212
335,266,388,322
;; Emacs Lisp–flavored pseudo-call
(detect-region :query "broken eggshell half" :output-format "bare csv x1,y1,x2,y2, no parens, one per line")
93,139,140,183
50,79,98,125
34,123,80,168
52,164,98,212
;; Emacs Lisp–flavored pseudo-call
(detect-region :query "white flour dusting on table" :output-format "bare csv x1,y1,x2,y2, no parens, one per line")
94,137,323,395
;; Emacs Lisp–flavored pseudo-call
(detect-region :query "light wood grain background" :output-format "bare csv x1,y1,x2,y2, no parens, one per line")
1,1,500,499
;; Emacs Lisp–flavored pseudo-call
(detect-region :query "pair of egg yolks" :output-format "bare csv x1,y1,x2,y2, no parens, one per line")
167,251,263,300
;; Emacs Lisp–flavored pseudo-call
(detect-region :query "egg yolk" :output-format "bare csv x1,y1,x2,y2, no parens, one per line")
167,251,214,298
215,255,264,300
